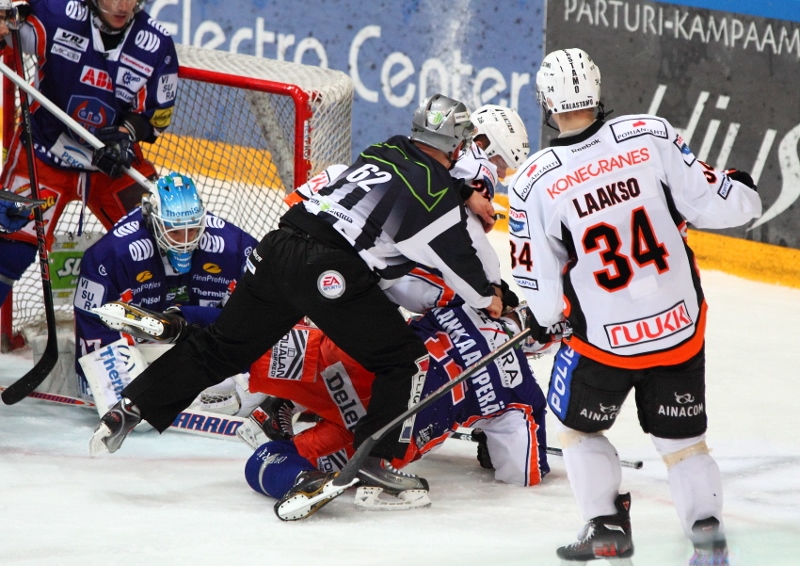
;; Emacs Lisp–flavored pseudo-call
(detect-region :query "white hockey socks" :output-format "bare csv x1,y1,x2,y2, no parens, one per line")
651,434,725,538
555,421,622,521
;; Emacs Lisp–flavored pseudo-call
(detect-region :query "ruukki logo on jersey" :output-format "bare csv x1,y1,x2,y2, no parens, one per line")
604,301,693,349
317,270,345,299
513,150,562,202
80,66,113,92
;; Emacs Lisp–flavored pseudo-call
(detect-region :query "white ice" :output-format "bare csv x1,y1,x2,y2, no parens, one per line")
2,232,799,566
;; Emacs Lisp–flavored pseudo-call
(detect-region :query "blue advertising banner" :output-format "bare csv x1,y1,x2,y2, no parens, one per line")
544,0,800,250
149,0,546,160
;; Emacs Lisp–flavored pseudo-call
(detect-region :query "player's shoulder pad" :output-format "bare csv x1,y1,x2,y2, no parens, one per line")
607,114,670,144
510,147,563,203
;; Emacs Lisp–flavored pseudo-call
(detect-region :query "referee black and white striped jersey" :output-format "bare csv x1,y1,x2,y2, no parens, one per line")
298,135,496,310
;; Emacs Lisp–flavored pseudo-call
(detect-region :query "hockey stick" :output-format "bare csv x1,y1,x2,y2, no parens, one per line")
0,60,155,192
1,30,59,406
0,191,46,209
0,385,96,408
333,328,532,487
448,430,644,469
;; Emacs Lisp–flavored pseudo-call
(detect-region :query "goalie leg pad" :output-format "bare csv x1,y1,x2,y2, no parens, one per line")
353,486,432,511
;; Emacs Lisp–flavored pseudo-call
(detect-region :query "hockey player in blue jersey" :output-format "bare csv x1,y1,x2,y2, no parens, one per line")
0,0,179,307
73,172,258,400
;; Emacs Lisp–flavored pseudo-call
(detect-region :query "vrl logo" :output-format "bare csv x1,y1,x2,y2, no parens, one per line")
648,85,800,228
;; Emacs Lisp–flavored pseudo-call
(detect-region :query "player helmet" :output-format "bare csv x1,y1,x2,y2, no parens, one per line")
472,105,530,170
410,94,475,159
536,48,602,116
142,172,207,274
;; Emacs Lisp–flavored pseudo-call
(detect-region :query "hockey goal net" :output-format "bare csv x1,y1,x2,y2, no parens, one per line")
1,43,353,349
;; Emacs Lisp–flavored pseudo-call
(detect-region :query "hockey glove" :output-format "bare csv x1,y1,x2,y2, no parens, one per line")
523,307,571,349
0,199,30,233
92,127,136,178
495,279,519,313
724,169,756,192
472,428,493,469
250,397,297,441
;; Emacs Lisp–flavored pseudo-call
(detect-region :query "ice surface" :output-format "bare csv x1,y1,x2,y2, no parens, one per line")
2,232,799,565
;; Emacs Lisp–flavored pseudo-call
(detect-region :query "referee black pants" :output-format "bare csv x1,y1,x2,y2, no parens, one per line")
123,218,427,460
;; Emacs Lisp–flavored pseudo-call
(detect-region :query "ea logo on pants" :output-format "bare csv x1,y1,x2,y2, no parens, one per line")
317,270,345,299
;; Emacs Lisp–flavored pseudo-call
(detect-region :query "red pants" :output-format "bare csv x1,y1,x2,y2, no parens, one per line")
0,128,157,250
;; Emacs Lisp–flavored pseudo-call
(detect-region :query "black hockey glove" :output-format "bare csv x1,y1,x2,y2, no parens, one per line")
92,126,136,178
524,307,569,344
472,428,493,469
496,279,519,313
724,169,757,192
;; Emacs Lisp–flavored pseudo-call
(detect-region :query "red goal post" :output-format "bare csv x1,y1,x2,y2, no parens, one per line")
1,43,354,349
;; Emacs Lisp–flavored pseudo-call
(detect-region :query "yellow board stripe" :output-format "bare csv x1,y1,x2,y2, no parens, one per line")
492,193,800,290
141,132,281,185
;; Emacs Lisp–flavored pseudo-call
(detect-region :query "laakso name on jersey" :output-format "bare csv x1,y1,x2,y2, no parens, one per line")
604,301,693,349
610,117,668,143
513,150,562,202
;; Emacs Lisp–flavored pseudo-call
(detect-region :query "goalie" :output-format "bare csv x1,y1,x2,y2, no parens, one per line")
74,172,260,416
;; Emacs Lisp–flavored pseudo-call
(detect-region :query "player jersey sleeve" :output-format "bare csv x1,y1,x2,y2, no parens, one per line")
134,24,179,141
508,161,570,327
655,119,762,228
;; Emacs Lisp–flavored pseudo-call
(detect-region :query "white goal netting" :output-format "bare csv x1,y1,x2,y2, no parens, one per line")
1,44,353,347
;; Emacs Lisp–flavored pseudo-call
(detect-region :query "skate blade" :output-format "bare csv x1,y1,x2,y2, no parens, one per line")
89,423,112,457
92,302,164,336
353,486,432,511
274,477,359,521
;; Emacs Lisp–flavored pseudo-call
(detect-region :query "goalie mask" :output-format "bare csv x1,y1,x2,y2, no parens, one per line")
142,172,207,275
88,0,146,34
536,48,602,117
410,94,475,163
472,105,530,172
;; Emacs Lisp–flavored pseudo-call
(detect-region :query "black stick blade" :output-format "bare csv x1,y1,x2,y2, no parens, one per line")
1,342,58,405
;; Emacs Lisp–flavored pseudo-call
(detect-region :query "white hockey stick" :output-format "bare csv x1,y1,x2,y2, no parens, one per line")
0,59,155,192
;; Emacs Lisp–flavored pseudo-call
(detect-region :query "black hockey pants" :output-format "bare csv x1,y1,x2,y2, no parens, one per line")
123,206,428,460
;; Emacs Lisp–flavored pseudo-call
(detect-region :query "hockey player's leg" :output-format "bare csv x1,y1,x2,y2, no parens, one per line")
555,421,633,561
651,434,729,565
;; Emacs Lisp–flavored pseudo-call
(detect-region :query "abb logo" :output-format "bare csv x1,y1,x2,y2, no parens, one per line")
605,301,693,348
80,66,113,92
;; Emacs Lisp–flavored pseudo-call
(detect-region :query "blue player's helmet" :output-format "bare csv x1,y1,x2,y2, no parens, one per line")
142,172,207,274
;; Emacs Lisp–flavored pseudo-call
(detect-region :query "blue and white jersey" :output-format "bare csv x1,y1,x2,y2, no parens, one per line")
73,209,257,366
20,0,179,169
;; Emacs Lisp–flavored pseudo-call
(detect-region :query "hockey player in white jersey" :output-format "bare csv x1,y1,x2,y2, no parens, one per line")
508,48,761,565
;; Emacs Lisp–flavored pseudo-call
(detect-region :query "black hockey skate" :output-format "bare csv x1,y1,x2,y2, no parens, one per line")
89,398,142,456
689,517,729,566
556,493,634,562
250,396,296,441
274,470,357,521
356,456,429,496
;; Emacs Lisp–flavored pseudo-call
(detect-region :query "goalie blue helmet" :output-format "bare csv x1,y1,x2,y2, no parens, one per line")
143,172,206,274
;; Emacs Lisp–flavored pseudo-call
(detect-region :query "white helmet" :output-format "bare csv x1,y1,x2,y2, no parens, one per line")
142,172,207,274
536,48,601,115
472,105,530,169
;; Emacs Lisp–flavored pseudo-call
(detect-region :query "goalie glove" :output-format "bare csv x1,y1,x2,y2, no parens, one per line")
92,301,194,344
91,126,136,178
